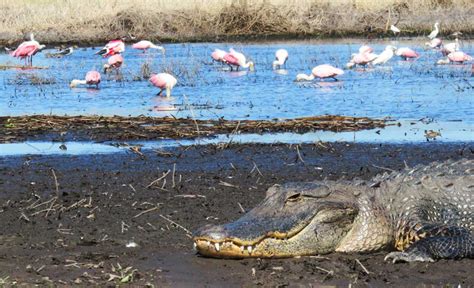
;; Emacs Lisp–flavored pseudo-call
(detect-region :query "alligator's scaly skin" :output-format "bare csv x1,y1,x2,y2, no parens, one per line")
333,159,473,262
194,159,474,262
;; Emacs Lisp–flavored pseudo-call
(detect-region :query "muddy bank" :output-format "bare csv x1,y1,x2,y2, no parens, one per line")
0,142,472,286
0,115,390,143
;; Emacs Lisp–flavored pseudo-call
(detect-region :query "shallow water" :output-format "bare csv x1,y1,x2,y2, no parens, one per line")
0,39,472,123
0,119,471,156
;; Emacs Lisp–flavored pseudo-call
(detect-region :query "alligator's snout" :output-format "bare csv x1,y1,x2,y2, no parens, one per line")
193,182,358,258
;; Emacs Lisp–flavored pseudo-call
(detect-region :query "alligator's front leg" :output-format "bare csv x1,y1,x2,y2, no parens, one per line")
385,225,474,263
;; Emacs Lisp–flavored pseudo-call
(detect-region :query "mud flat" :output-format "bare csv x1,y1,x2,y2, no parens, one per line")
0,142,472,286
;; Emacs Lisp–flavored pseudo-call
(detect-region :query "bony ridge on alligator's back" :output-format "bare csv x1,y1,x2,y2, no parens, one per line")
193,159,473,263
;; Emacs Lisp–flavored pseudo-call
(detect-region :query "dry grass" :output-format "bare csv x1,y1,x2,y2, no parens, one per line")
0,0,473,45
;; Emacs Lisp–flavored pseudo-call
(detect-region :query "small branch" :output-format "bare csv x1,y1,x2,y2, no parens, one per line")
147,170,170,188
355,259,370,275
51,168,60,197
159,214,192,237
133,206,159,218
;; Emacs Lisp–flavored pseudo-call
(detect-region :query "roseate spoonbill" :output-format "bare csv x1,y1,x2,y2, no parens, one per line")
132,40,165,54
372,45,397,65
358,45,374,54
272,49,289,69
149,73,177,97
211,49,227,63
437,51,473,64
395,47,419,60
223,48,254,71
103,54,124,73
70,71,101,88
425,38,442,49
346,52,376,68
96,39,125,57
296,64,344,81
428,22,440,39
10,33,45,66
390,24,401,35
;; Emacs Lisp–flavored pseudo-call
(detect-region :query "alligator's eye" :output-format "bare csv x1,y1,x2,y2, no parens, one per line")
285,193,303,203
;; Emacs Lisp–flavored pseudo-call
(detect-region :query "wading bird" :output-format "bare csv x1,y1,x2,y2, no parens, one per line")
149,73,177,97
223,48,255,71
10,33,45,66
425,38,442,49
358,45,374,54
296,64,344,81
428,22,440,39
211,49,228,64
272,49,289,69
395,47,419,60
441,38,460,56
70,71,101,88
372,45,397,65
390,24,401,35
96,39,125,57
437,51,473,65
103,54,124,73
132,40,165,54
346,52,377,68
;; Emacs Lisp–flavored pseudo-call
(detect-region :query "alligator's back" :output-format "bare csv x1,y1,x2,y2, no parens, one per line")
375,159,473,231
338,159,473,262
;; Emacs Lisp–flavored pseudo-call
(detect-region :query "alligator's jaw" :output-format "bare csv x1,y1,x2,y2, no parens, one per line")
193,200,357,258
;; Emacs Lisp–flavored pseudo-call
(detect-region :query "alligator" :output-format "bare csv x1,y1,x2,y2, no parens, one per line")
193,159,473,262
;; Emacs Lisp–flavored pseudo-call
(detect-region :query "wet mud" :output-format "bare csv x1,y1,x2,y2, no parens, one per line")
0,142,473,286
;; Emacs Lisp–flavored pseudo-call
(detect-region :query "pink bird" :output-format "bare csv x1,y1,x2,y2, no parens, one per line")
10,33,45,66
346,51,377,68
70,71,101,88
395,47,419,60
96,39,125,57
149,73,177,97
296,64,344,81
211,49,228,63
272,49,289,69
425,38,442,49
223,48,254,71
437,51,473,64
358,45,374,54
132,40,165,53
103,54,124,73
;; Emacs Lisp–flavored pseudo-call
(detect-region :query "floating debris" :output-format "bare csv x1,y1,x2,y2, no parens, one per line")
0,115,392,143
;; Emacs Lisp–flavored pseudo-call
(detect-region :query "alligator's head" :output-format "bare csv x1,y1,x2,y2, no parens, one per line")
193,182,358,258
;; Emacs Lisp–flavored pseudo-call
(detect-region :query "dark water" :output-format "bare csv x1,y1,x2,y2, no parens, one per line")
1,39,472,122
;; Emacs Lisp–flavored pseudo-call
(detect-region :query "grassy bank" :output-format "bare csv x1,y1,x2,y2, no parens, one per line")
0,0,473,45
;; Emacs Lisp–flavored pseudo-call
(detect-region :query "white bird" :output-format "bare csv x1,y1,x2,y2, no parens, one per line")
428,22,440,39
372,45,397,65
442,38,460,55
272,49,289,69
390,25,401,35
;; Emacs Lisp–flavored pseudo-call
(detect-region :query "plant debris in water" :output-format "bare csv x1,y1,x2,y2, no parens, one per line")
0,115,391,143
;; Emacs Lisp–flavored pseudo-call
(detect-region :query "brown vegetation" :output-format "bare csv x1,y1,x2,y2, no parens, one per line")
0,0,473,46
0,114,389,143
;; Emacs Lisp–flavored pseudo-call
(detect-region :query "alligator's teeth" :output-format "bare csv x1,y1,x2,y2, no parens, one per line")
247,246,253,254
193,242,197,251
206,241,211,247
241,246,245,253
215,242,220,252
